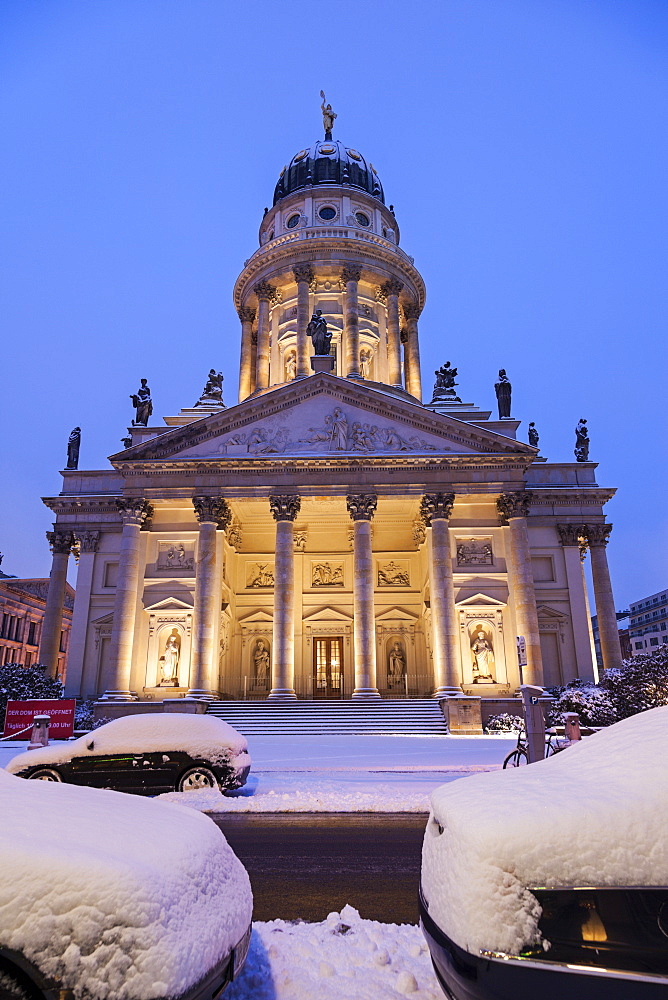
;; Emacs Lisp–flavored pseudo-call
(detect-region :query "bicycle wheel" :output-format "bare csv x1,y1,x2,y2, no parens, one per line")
503,747,528,768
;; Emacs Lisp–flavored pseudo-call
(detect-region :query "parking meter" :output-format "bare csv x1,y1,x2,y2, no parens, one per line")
519,685,545,763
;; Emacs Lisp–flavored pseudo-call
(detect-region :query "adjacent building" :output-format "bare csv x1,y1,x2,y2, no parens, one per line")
628,589,668,655
0,557,73,677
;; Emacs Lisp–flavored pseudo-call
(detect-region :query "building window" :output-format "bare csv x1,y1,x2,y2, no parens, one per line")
634,642,643,649
286,213,300,229
650,637,659,646
355,211,370,227
27,621,36,646
318,205,337,221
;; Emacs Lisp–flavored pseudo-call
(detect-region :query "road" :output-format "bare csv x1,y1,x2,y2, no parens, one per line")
214,812,427,923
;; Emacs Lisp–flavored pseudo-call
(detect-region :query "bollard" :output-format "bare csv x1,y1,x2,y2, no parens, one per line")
28,714,50,750
519,685,545,763
564,712,582,742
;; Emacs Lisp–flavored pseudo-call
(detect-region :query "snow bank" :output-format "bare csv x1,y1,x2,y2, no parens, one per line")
6,713,249,773
0,770,252,1000
421,706,668,957
226,906,440,1000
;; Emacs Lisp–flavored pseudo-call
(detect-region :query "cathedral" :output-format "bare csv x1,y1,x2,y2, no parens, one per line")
38,106,622,707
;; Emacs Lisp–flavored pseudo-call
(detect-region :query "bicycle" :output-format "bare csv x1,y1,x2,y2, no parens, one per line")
502,726,568,768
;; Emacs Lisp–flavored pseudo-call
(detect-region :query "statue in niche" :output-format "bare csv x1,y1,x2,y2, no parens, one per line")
130,379,153,426
195,369,225,407
359,347,373,378
574,418,589,462
253,639,270,687
66,427,81,470
158,631,181,686
528,422,539,449
378,561,410,586
470,627,495,683
248,563,274,588
285,351,297,381
432,362,462,402
387,641,406,688
494,369,512,419
306,309,331,355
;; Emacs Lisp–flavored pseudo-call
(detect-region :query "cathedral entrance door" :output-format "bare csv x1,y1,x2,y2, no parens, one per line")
313,637,343,699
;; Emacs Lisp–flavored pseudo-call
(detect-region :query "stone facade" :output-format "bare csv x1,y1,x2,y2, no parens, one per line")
39,126,619,701
0,565,73,677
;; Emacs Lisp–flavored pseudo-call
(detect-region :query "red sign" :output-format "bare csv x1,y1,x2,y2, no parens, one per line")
3,700,76,738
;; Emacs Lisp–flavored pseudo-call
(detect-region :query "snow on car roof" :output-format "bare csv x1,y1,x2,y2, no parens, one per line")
0,769,252,1000
6,712,249,774
421,705,668,958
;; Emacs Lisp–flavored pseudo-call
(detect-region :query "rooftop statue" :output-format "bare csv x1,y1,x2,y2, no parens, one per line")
574,418,590,462
307,309,332,356
431,362,462,403
528,422,539,450
66,427,81,470
195,368,225,407
494,369,512,419
130,379,153,427
320,90,337,140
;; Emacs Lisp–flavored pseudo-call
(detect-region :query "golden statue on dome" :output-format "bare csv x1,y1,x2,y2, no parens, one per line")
320,90,337,140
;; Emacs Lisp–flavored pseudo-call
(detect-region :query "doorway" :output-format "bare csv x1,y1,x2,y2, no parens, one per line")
313,637,343,699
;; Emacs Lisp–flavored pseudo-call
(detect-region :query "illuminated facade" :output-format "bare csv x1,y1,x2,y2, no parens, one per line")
39,120,621,702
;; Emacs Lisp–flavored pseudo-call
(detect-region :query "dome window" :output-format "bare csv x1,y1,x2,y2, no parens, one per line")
355,211,370,227
286,213,300,229
318,205,337,221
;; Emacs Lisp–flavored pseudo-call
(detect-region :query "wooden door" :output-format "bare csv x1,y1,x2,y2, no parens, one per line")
313,637,343,699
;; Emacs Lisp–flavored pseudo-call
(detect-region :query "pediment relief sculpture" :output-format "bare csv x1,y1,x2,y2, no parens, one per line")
377,561,410,587
456,538,493,566
312,562,344,587
247,562,274,588
156,542,194,572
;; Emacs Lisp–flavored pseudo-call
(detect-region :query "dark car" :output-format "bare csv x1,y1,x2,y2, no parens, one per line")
6,712,251,794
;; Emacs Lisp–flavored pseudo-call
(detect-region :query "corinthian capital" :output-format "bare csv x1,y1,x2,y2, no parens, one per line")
583,523,612,547
46,530,74,555
74,529,101,553
238,306,256,324
402,301,420,321
380,278,403,298
420,493,455,525
193,496,231,528
346,494,377,521
497,491,533,522
253,280,278,303
116,498,153,527
292,264,314,285
341,264,362,285
269,495,301,522
556,523,586,547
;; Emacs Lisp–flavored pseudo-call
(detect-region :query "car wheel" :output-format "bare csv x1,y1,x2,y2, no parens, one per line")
503,748,528,768
0,964,40,1000
27,768,62,782
177,766,219,792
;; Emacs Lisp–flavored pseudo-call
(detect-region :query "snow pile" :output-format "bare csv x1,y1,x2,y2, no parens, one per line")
227,906,441,1000
421,705,668,957
0,770,252,1000
7,712,250,772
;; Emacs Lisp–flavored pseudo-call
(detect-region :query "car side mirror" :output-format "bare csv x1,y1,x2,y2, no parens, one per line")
86,740,95,751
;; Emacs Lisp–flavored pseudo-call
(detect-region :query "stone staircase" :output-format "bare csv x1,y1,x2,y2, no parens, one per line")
206,698,447,736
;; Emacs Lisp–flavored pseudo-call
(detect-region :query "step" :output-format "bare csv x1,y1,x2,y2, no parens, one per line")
206,699,447,736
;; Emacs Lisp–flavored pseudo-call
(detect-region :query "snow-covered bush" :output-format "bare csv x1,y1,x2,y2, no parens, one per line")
602,646,668,719
484,713,523,733
0,663,63,729
73,700,110,732
547,679,617,727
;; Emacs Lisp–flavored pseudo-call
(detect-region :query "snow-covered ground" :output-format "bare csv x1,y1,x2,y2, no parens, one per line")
226,906,441,1000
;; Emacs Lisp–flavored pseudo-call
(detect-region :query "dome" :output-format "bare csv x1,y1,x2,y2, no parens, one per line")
273,139,385,206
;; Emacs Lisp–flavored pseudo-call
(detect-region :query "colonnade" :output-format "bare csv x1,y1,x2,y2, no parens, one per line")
236,267,422,402
40,492,623,698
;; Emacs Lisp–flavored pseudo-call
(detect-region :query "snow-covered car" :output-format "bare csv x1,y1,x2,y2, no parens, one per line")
0,768,252,1000
420,706,668,1000
6,713,251,794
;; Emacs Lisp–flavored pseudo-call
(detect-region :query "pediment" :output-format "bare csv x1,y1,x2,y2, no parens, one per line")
238,609,274,624
375,607,418,621
302,607,354,623
537,604,569,621
91,612,114,626
143,597,193,612
111,375,534,464
456,593,507,607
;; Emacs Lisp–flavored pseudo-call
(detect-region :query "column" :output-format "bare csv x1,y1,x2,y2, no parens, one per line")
497,492,544,685
402,302,422,401
293,265,313,378
381,278,404,388
556,524,597,681
268,495,301,699
420,494,461,695
253,281,276,391
39,529,74,679
238,306,256,402
102,499,153,699
188,496,231,699
346,494,380,698
66,530,100,697
584,523,623,672
342,264,362,379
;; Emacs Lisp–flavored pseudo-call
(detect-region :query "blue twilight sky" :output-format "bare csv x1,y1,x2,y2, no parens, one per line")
0,0,666,610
